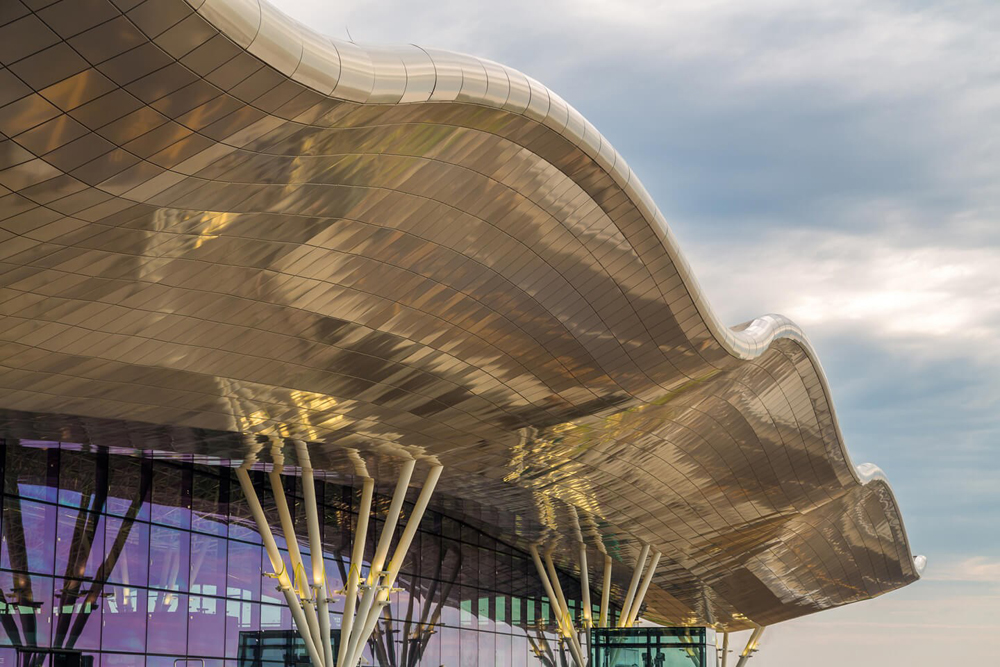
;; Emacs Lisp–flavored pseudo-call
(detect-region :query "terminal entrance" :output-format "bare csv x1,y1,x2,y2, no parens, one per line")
590,627,716,667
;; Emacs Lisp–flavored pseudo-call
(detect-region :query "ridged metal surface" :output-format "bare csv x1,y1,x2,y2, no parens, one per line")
0,0,919,631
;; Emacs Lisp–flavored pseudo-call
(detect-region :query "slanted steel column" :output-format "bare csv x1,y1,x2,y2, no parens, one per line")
579,544,591,629
529,546,585,667
236,466,324,667
342,459,416,666
343,464,443,667
617,543,649,628
735,626,765,667
338,475,374,667
624,550,661,627
599,554,612,628
268,457,324,659
721,631,729,667
294,441,334,667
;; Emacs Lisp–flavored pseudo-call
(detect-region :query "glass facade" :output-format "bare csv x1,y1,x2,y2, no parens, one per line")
0,440,621,667
590,628,716,667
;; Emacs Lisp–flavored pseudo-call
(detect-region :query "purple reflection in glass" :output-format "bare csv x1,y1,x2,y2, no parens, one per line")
101,585,146,653
224,600,259,659
149,526,190,591
105,518,149,588
188,593,226,657
100,653,145,667
1,498,57,575
52,577,102,650
146,590,188,654
225,540,261,601
0,571,53,648
55,507,105,580
191,533,227,598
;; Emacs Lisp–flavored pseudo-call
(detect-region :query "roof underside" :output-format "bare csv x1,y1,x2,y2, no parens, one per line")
0,0,918,630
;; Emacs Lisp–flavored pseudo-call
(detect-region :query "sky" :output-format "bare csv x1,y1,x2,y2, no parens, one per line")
268,1,1000,663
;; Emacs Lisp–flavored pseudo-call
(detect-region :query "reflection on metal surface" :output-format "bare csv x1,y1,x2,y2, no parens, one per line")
0,0,918,632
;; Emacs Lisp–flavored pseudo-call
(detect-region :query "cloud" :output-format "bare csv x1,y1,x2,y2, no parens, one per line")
685,228,1000,362
926,557,1000,583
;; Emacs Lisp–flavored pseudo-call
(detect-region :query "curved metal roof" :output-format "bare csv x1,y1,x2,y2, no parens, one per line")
0,0,919,630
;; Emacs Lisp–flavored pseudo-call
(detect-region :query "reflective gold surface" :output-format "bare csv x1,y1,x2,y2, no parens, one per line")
0,0,919,631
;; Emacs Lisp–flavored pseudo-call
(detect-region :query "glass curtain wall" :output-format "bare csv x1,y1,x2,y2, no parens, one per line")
0,440,618,667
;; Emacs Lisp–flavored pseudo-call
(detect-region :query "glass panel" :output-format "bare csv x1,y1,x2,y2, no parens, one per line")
512,634,527,667
439,625,460,667
191,533,227,598
459,628,477,667
0,571,54,647
148,526,190,591
192,470,227,537
478,630,494,665
224,600,259,660
146,590,187,654
226,540,261,602
52,576,102,649
2,498,58,575
4,442,58,502
104,518,148,588
106,457,150,521
151,463,191,530
57,448,105,511
100,654,144,667
55,507,105,580
188,592,226,657
496,633,512,667
101,585,146,653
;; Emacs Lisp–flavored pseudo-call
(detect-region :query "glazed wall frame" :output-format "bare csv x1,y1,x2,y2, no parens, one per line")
0,440,611,667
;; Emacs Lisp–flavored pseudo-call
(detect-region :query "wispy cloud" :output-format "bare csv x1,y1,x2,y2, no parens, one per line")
926,556,1000,583
687,229,1000,363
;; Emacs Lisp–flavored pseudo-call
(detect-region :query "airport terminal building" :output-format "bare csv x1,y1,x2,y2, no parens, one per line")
0,0,921,666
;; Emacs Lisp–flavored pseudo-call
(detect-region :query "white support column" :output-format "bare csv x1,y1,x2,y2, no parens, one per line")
338,476,374,667
624,550,661,627
343,464,443,667
617,543,649,628
236,467,324,667
529,546,585,667
268,463,324,658
294,441,333,667
734,626,765,667
343,459,416,666
599,554,612,628
579,544,591,629
721,631,729,667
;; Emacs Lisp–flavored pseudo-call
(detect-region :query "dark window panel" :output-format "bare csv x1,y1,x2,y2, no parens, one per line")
105,456,151,522
150,462,191,530
192,470,227,537
4,441,58,503
56,447,107,511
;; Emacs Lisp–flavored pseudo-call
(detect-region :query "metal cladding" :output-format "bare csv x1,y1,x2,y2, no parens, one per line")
0,0,920,632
